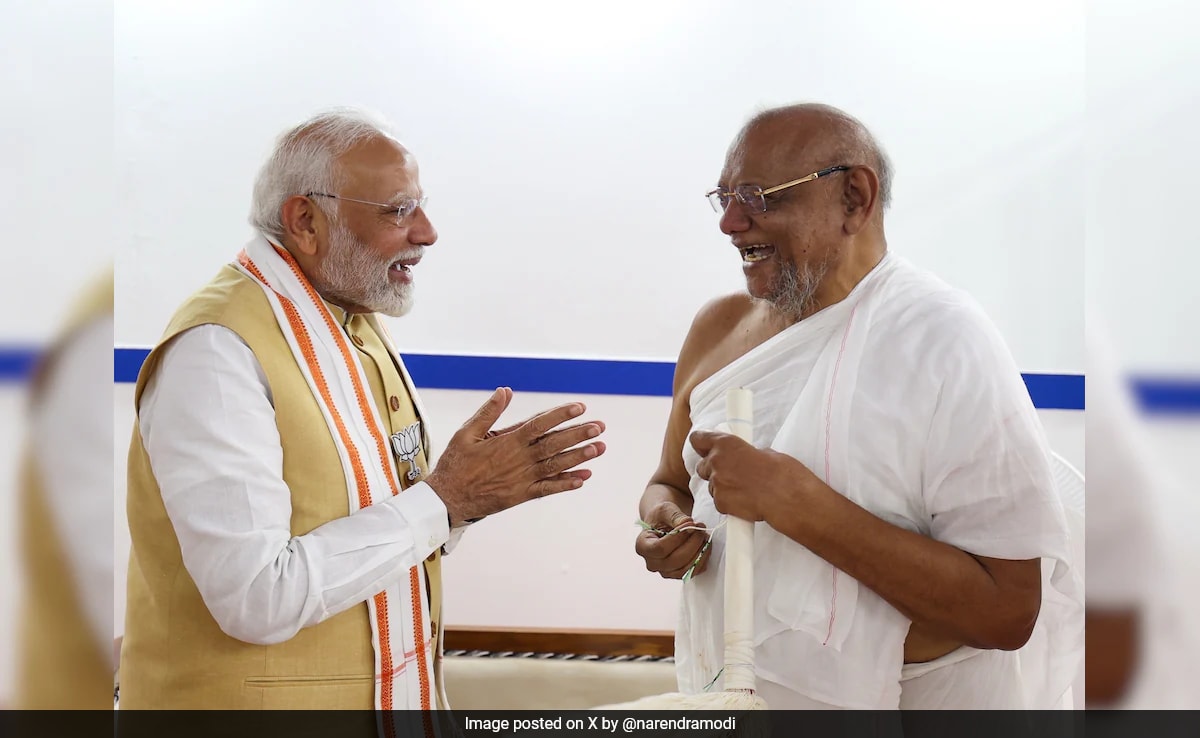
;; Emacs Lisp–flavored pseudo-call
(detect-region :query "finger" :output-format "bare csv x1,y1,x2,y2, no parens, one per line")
536,442,606,477
526,470,596,499
531,421,606,459
670,520,708,534
643,502,688,532
462,387,513,438
638,532,702,572
516,402,588,443
645,525,696,549
666,507,693,531
488,421,520,437
664,551,705,579
663,549,705,580
636,526,696,560
656,532,709,574
635,528,669,559
688,430,717,455
488,402,550,438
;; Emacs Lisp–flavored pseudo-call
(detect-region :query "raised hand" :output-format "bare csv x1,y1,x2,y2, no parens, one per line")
424,387,606,524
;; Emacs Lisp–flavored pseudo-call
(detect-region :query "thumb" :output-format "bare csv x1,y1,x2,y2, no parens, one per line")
463,387,512,437
688,429,716,456
668,507,692,530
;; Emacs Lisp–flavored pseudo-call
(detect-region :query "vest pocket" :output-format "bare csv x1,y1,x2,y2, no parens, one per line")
243,675,374,709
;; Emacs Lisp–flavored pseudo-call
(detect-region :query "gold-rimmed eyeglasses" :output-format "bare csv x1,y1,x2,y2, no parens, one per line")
306,192,428,226
706,165,851,214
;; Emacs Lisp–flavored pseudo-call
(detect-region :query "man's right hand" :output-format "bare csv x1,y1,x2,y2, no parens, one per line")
424,387,606,525
635,500,711,579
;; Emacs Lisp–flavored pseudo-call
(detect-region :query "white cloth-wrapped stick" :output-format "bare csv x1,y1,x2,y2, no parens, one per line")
593,388,767,712
721,388,756,694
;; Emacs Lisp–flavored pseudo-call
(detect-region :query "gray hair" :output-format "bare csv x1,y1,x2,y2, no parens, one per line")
249,107,398,239
870,140,894,212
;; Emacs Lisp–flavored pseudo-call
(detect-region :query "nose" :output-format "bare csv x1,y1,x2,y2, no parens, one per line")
718,198,752,236
409,205,438,246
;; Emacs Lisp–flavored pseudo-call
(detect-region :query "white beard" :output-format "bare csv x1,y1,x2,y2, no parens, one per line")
314,222,418,317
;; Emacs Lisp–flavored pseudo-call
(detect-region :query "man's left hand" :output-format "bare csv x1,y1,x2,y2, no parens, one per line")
688,429,811,523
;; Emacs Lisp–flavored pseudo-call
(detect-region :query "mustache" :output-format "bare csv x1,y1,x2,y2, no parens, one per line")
387,247,425,264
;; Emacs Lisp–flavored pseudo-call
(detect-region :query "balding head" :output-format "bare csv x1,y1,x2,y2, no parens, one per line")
715,103,890,322
733,103,893,214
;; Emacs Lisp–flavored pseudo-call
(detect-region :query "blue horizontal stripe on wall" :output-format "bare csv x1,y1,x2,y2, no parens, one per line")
96,346,1084,411
114,347,150,386
0,345,1176,415
1021,372,1084,411
0,345,39,384
1131,377,1200,414
108,347,1085,406
401,353,677,398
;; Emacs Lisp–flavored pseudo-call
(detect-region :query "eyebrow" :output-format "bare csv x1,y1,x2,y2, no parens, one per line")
717,181,763,191
716,174,762,189
385,191,422,206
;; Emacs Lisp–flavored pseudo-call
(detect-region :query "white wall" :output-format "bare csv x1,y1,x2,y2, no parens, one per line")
114,0,1085,372
0,0,114,340
1087,0,1200,371
106,0,1091,641
19,0,1200,706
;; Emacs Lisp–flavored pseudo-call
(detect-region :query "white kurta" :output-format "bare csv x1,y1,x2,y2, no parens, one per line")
675,252,1083,709
138,234,469,714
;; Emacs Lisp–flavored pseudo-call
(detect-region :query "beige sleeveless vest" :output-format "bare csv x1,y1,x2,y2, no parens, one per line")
119,264,443,709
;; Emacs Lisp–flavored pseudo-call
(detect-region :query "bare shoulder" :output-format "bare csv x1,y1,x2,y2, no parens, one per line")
686,292,757,343
651,293,759,486
674,292,765,396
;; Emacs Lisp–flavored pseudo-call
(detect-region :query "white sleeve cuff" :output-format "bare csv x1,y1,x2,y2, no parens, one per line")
384,482,450,558
443,525,469,556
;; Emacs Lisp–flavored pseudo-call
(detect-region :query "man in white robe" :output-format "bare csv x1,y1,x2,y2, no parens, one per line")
634,103,1082,709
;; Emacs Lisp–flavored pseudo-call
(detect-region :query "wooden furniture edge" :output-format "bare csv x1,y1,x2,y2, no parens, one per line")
444,626,675,659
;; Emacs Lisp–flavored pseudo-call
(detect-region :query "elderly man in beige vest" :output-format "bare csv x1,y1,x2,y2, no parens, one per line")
119,109,607,715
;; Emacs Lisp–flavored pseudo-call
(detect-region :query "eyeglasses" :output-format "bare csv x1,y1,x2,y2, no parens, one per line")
706,165,851,214
306,192,429,226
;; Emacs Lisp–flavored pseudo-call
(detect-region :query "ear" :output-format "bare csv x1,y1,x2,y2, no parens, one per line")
280,195,324,256
840,166,880,236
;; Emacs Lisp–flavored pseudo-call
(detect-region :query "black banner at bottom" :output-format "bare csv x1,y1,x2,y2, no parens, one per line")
0,709,1196,738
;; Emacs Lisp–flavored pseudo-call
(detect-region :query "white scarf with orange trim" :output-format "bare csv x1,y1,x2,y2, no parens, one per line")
233,234,439,723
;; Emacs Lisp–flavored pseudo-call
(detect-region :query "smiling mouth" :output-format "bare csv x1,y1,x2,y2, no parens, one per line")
739,244,776,263
389,252,423,274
